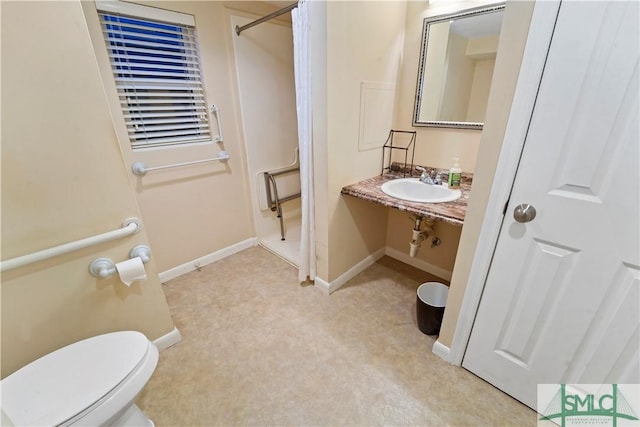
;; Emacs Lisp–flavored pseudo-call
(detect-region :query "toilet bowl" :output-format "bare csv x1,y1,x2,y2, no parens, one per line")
0,331,159,426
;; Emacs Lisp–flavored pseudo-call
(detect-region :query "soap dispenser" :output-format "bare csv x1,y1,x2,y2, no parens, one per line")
448,158,461,189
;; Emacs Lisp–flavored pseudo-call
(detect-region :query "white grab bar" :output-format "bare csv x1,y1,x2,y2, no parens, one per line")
210,104,224,143
0,218,142,272
131,151,230,176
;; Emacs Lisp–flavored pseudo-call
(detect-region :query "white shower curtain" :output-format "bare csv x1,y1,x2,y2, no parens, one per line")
292,1,316,283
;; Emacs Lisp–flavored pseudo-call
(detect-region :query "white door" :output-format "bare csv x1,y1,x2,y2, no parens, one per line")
463,0,639,408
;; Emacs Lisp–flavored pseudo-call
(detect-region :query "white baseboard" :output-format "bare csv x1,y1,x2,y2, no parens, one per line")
152,327,182,351
432,339,451,363
384,247,453,281
158,237,258,282
315,247,386,295
313,276,331,294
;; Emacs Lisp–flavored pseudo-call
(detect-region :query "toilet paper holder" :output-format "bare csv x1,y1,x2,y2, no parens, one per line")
89,245,151,279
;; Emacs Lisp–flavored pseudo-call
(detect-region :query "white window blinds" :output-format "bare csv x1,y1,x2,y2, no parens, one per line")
98,4,211,149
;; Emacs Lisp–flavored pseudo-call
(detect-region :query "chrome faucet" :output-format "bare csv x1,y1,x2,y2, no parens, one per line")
415,166,441,185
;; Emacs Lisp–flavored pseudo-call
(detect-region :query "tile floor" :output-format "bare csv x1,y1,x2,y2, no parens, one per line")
138,246,535,426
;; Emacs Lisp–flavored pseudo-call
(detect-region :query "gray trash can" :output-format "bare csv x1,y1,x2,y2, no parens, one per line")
416,282,449,335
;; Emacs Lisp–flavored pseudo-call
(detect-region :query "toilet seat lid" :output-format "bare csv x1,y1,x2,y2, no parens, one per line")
0,331,151,426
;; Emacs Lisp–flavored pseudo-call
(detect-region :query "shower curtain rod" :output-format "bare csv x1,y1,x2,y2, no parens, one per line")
235,2,298,36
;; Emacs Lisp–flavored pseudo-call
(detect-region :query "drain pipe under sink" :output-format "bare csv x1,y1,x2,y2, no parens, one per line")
409,216,439,257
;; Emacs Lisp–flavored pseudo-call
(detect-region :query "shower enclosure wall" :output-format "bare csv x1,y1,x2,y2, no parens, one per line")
230,12,301,266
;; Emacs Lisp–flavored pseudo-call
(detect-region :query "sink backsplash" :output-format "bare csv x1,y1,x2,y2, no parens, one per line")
387,162,473,185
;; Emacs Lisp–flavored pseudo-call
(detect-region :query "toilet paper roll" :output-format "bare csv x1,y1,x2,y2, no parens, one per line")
115,257,147,287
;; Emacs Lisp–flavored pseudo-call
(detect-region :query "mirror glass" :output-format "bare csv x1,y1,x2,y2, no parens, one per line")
413,4,505,129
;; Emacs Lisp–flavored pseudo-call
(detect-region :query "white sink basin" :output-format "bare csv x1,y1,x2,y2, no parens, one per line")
380,178,461,203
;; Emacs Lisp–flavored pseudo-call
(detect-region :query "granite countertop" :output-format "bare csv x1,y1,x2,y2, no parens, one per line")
340,165,472,226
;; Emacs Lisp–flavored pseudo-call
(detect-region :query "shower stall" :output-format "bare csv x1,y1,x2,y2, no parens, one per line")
230,6,301,266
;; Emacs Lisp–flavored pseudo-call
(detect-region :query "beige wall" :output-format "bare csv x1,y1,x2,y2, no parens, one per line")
466,58,496,122
394,1,508,173
466,34,500,58
385,211,462,279
439,32,476,122
383,1,499,281
1,1,175,377
419,22,450,121
82,1,255,272
323,1,407,282
438,0,536,348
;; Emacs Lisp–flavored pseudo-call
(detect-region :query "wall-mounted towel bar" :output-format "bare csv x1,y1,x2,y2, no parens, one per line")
0,218,142,272
264,165,301,240
131,151,230,176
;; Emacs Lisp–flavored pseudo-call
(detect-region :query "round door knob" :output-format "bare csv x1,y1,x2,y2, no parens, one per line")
513,204,536,223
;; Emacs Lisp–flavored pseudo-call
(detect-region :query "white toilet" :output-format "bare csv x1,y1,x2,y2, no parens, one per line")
0,331,159,426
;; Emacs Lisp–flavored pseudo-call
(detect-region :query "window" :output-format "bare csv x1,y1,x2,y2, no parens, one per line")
97,1,211,149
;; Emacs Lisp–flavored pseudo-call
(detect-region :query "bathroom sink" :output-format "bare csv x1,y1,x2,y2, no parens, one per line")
380,178,461,203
